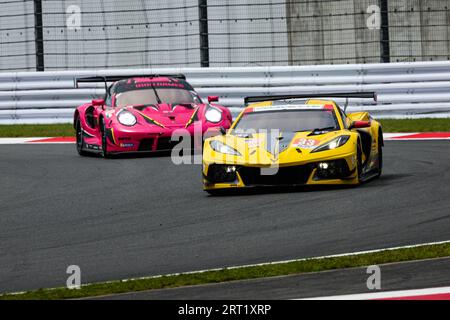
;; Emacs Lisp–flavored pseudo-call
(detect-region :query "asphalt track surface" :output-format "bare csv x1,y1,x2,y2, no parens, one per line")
93,257,450,300
0,141,449,294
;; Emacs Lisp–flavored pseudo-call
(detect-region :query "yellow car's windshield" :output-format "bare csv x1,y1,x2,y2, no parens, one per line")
233,109,339,133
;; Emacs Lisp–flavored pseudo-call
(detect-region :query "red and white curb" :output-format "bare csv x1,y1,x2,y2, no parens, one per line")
0,137,75,144
384,132,450,140
302,286,450,300
0,132,449,144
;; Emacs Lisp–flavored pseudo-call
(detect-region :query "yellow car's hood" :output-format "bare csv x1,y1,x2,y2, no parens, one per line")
208,130,347,166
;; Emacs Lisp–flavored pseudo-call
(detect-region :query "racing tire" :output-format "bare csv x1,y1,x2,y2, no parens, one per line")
76,118,89,156
356,142,363,185
100,119,111,159
376,132,383,178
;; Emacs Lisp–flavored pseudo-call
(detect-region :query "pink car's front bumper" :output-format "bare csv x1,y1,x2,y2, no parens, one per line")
84,120,231,154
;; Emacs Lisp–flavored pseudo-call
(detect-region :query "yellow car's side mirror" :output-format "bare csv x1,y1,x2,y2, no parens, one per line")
349,121,371,130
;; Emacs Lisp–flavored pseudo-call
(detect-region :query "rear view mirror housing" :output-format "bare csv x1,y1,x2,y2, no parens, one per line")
92,99,105,106
208,96,219,103
349,121,371,130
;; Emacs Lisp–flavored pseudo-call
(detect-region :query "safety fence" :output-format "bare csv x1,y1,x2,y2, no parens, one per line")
1,61,450,124
2,0,450,71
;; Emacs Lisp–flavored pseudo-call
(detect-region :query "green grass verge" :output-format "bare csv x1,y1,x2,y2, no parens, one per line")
0,119,449,138
0,123,74,138
1,242,450,300
379,118,450,133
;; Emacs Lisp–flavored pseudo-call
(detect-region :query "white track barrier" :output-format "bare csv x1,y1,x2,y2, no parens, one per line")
1,61,450,124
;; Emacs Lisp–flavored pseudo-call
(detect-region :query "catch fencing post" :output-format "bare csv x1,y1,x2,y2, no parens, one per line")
380,0,390,63
198,0,210,67
33,0,45,71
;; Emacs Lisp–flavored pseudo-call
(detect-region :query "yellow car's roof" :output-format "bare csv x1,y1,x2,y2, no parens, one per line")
245,99,337,111
234,99,344,131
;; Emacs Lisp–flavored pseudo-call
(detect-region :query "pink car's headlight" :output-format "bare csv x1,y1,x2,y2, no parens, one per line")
205,107,222,123
117,110,137,126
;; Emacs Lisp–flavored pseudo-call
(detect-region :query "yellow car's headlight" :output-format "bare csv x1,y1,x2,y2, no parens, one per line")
210,140,241,156
312,135,350,153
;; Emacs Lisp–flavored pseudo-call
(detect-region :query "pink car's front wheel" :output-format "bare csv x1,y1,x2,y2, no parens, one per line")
76,118,89,157
100,119,111,159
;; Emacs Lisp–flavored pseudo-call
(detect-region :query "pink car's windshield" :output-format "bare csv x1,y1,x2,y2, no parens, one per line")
115,88,201,107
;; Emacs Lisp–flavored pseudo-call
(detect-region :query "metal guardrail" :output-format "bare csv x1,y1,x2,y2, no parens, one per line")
1,61,450,124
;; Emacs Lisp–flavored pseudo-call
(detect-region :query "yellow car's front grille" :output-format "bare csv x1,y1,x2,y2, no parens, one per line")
238,164,314,186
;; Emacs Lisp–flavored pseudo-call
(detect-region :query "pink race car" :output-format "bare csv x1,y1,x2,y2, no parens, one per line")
73,74,232,157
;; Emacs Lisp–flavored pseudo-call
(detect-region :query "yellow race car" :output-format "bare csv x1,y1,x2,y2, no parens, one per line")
202,93,383,195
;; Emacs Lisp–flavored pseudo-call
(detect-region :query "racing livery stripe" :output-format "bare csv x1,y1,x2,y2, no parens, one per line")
106,128,117,146
185,107,199,128
135,110,166,128
111,128,117,145
264,131,297,155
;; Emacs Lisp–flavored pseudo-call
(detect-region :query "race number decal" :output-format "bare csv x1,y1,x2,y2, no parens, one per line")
245,138,263,148
292,138,319,149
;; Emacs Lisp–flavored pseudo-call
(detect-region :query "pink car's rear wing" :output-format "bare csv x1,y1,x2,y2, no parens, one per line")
74,74,187,91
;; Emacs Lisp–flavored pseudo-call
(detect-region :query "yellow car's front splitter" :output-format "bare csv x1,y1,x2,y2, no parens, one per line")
203,152,359,191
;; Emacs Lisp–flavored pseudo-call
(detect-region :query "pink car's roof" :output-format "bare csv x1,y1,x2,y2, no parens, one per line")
112,77,195,94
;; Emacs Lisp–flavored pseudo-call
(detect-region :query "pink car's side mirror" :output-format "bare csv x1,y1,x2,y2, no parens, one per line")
208,96,219,103
92,99,105,106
